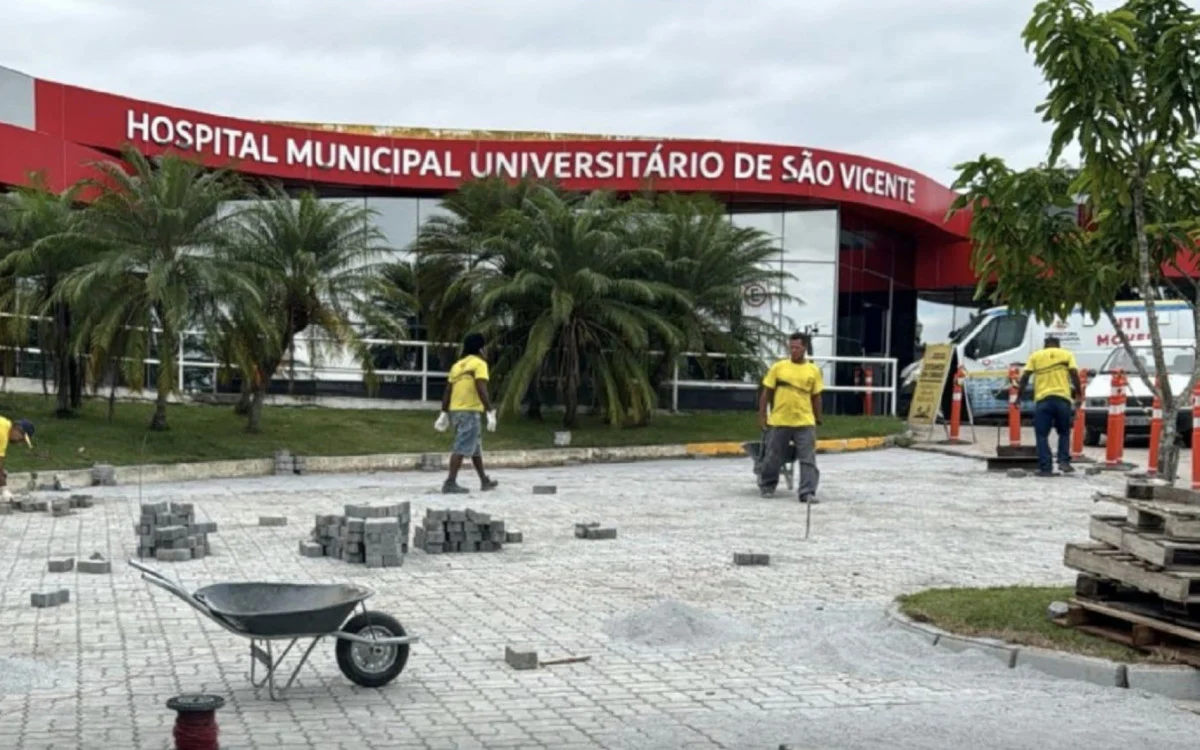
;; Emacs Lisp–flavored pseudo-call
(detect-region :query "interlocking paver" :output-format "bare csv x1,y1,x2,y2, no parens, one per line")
0,451,1199,748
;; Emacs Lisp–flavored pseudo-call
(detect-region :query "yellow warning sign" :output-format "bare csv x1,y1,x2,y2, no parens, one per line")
907,343,953,429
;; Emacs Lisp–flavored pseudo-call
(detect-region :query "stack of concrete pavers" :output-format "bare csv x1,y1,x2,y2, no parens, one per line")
91,464,117,486
135,501,218,562
303,502,411,567
413,508,518,553
273,449,309,476
31,589,70,608
9,493,94,515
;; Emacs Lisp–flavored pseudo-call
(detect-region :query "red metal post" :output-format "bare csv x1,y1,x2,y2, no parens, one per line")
1007,364,1021,446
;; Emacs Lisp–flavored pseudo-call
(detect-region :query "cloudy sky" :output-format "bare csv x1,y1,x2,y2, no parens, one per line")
2,0,1118,341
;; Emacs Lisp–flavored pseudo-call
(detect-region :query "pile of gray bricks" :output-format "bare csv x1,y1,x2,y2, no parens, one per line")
413,508,522,553
302,502,411,568
135,501,218,562
273,450,309,476
8,493,94,515
91,464,117,486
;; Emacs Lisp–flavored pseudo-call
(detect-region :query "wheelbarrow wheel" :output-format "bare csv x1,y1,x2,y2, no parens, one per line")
335,611,410,688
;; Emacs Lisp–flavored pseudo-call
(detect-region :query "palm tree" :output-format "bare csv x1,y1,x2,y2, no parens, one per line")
631,193,792,402
472,186,687,427
220,186,410,432
57,146,256,431
0,175,99,417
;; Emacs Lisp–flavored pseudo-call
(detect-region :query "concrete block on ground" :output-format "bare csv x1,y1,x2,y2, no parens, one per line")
575,522,599,538
733,552,769,566
259,516,288,527
47,557,75,573
1126,664,1200,700
31,591,64,608
584,527,617,540
90,464,117,486
505,645,538,670
934,632,1018,668
505,531,523,543
533,485,557,495
1013,648,1128,688
78,557,111,574
298,541,324,558
155,548,192,562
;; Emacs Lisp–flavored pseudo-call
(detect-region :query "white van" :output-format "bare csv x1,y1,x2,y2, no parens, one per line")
903,299,1195,417
1082,339,1196,447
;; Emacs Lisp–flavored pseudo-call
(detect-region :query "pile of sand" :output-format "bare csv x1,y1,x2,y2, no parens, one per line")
603,599,751,649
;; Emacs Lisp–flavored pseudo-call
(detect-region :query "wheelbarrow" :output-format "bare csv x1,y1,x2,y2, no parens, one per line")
129,559,419,700
741,429,796,490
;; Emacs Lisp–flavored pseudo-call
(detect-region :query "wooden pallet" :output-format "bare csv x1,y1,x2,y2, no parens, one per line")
1124,479,1200,505
1088,516,1200,568
1063,542,1200,603
1093,493,1200,540
1057,597,1200,668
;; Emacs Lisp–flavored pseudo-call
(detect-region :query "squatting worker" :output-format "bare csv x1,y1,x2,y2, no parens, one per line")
433,332,499,494
0,417,34,501
1017,335,1082,477
757,332,824,503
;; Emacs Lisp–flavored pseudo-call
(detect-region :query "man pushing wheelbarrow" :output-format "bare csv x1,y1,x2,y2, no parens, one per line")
754,332,824,503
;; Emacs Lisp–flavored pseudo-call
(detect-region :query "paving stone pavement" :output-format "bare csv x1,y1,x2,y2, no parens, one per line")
0,449,1198,749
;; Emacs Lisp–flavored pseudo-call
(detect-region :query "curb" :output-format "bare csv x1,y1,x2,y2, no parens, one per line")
685,435,892,458
885,603,1199,700
6,435,900,491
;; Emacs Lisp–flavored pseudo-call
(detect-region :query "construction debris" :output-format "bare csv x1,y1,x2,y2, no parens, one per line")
78,553,111,574
532,485,557,495
259,516,288,527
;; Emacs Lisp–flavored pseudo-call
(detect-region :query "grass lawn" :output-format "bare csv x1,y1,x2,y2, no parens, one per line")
0,392,906,472
897,586,1162,663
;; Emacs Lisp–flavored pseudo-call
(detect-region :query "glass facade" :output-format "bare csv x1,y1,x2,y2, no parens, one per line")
208,192,920,414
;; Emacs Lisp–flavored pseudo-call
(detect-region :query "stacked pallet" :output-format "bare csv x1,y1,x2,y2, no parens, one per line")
302,502,411,568
414,508,520,553
135,502,218,562
1059,479,1200,664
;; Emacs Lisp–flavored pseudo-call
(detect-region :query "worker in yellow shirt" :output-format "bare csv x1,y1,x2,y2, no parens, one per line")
433,333,499,494
757,332,824,503
1016,335,1082,477
0,416,35,500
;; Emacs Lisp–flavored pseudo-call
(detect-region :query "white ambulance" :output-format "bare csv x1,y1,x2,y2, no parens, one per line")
1082,339,1196,447
903,299,1195,417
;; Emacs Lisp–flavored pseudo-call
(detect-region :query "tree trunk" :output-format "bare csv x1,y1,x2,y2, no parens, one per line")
150,323,175,431
234,379,253,415
1130,178,1176,481
53,303,72,417
107,359,119,423
562,333,579,428
246,386,266,433
69,356,82,409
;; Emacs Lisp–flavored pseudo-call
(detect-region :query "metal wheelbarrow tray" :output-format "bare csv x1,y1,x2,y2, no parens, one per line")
129,559,420,700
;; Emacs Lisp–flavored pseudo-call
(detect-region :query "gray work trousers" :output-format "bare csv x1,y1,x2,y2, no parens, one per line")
758,426,819,497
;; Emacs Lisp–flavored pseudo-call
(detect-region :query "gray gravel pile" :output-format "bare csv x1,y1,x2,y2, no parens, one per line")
603,599,752,649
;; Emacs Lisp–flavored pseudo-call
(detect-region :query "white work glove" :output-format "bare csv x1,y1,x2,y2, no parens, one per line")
486,410,497,433
433,411,449,432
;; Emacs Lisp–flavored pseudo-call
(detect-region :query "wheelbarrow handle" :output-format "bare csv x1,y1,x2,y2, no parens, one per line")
127,558,215,617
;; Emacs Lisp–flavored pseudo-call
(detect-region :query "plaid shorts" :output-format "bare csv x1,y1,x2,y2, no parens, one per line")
450,411,482,456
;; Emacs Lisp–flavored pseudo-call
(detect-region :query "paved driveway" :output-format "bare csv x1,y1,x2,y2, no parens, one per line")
0,449,1196,749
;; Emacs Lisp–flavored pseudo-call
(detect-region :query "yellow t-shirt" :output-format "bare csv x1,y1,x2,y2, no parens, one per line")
0,417,11,458
1023,347,1078,402
447,355,489,412
762,359,824,427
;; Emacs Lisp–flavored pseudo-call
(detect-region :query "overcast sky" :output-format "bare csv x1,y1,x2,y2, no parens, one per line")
1,0,1104,188
3,0,1121,343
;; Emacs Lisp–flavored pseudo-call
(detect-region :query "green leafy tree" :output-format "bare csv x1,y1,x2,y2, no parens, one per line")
57,146,258,431
0,175,98,416
629,193,791,408
220,187,410,432
950,0,1200,480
